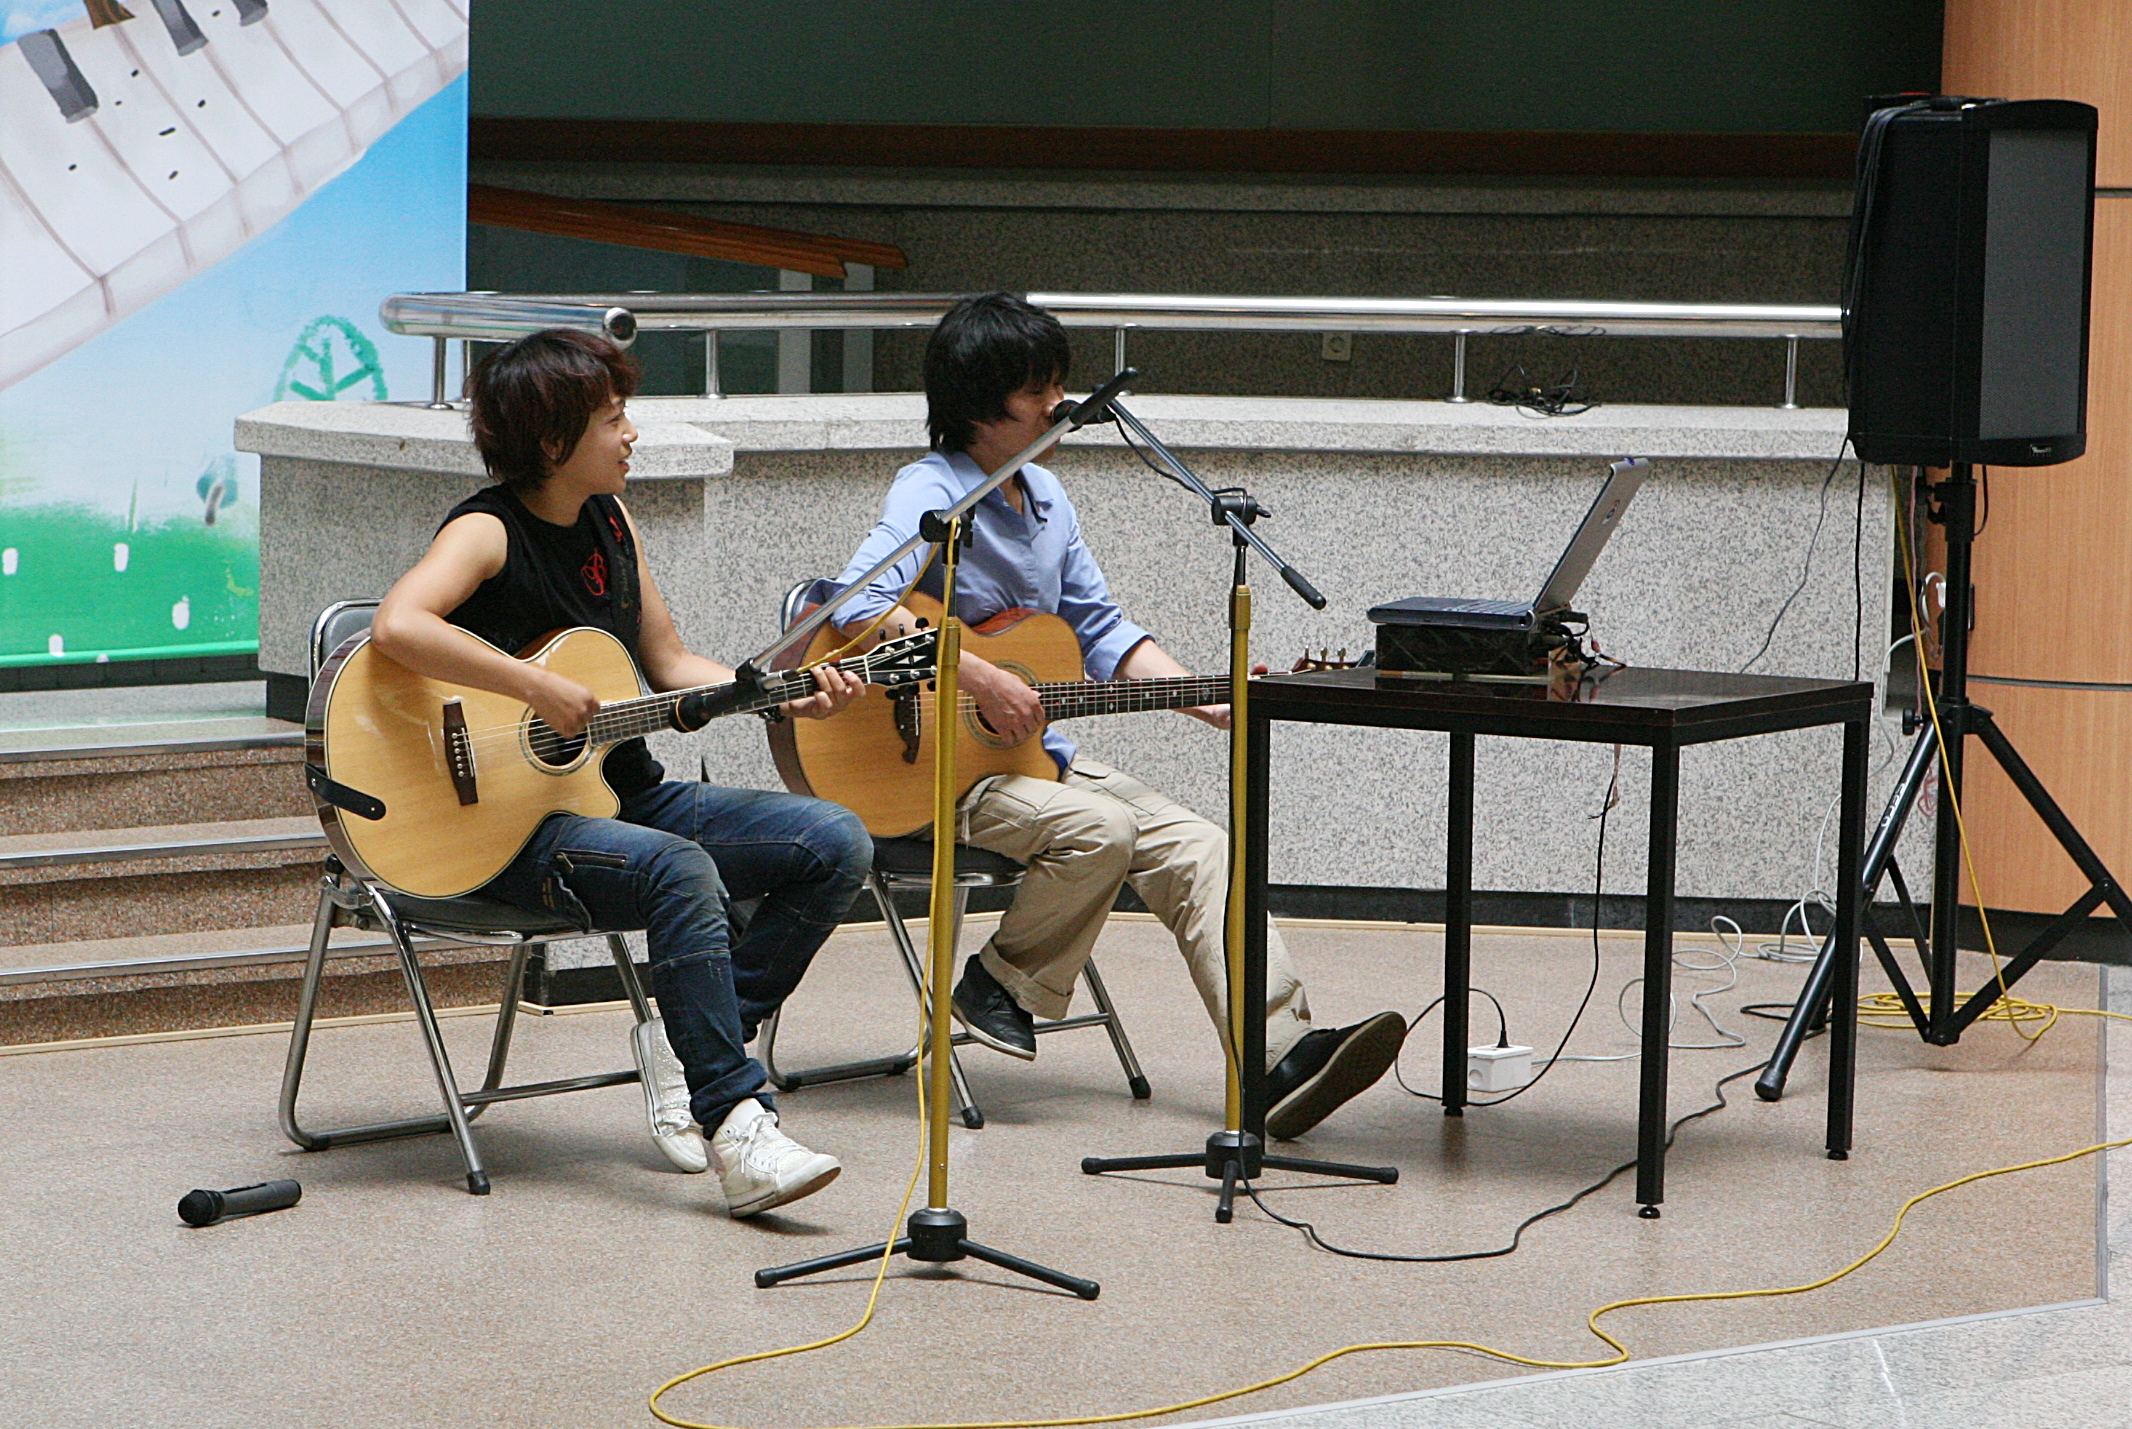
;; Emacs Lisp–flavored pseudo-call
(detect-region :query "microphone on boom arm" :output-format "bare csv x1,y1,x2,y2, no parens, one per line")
1050,368,1138,429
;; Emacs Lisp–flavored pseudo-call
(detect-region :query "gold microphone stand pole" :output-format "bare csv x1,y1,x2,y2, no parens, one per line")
1079,401,1397,1222
760,382,1137,1298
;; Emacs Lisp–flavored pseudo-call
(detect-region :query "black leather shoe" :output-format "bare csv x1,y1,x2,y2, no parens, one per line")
1263,1011,1408,1140
952,955,1037,1060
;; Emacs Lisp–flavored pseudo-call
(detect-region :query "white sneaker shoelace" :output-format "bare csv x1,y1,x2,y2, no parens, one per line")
712,1100,840,1216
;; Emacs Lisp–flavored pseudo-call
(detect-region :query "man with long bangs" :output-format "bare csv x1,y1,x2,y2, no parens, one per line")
827,293,1407,1140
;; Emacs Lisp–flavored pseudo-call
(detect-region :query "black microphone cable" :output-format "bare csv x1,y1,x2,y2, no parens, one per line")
1393,748,1622,1112
1242,1057,1769,1265
1739,434,1857,674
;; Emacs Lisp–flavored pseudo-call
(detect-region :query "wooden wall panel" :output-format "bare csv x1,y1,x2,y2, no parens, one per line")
1968,202,2132,683
1943,0,2132,186
1958,682,2132,911
1944,1,2131,909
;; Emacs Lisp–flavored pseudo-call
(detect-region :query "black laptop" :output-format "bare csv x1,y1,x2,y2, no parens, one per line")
1368,458,1650,633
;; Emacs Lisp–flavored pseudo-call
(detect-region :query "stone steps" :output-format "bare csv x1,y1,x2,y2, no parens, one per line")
0,919,515,1048
0,717,308,836
0,816,331,945
0,710,514,1046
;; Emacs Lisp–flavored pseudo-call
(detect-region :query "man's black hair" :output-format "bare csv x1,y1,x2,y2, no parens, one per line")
468,329,641,492
924,293,1071,452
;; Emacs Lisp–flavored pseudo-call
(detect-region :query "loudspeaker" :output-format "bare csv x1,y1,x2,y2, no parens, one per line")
1844,98,2097,468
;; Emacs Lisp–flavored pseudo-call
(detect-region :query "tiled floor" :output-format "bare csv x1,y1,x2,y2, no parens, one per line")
0,920,2112,1427
1218,964,2129,1429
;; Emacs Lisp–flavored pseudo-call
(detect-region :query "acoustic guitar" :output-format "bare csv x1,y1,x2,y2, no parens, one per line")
308,625,935,898
768,593,1228,837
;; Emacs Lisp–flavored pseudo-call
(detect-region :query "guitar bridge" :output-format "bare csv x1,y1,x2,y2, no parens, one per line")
892,688,921,764
442,698,479,805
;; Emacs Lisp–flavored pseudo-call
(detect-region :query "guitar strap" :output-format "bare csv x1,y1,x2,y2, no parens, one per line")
588,495,642,652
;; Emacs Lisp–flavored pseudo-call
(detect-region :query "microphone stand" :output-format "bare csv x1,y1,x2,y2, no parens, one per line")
1079,398,1398,1223
754,370,1140,1300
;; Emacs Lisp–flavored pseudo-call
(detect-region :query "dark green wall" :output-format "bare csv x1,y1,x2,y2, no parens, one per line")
472,0,1942,134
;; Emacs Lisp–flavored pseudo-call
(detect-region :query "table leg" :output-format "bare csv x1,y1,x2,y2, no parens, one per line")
1827,717,1869,1159
1241,705,1272,1139
1637,740,1680,1215
1443,729,1476,1114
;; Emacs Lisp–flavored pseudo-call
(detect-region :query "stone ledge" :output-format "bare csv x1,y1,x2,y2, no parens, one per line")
239,394,1853,466
648,392,1851,462
235,400,735,479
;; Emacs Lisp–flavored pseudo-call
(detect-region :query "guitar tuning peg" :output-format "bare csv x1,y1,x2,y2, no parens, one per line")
1337,648,1347,664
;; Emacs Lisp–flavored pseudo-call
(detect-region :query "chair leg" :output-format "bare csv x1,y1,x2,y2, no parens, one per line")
757,877,923,1093
758,1005,796,1090
380,907,491,1195
882,876,983,1129
609,935,655,1024
471,941,537,1114
1080,959,1152,1101
278,881,342,1151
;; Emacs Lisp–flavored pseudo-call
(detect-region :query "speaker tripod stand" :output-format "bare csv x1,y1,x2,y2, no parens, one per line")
1758,463,2132,1100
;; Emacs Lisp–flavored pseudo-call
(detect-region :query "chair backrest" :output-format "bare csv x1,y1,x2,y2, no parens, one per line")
779,579,817,634
312,599,380,678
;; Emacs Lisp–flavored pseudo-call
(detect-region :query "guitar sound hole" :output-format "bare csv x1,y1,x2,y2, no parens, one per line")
527,721,587,768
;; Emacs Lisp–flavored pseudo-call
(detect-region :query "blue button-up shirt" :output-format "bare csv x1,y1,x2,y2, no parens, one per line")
828,449,1153,772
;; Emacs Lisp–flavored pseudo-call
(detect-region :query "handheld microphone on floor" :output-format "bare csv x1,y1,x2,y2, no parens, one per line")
178,1179,302,1227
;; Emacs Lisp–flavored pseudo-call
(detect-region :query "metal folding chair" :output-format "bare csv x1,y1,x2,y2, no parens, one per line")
754,581,1151,1128
279,600,657,1194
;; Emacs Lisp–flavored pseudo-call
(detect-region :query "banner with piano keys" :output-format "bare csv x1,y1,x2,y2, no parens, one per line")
0,0,466,673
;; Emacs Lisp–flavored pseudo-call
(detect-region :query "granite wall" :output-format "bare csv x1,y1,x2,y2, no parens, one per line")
657,443,1898,912
243,395,1915,939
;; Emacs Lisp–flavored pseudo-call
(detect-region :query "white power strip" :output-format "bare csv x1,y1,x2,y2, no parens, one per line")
1468,1044,1535,1093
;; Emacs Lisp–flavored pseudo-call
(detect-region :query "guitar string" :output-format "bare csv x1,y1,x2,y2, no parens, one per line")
445,645,930,759
433,645,1218,766
449,671,817,757
450,670,1224,763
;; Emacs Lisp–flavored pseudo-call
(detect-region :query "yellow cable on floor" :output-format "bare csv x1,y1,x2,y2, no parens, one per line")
649,1122,2129,1429
1859,989,2132,1034
650,1009,932,1428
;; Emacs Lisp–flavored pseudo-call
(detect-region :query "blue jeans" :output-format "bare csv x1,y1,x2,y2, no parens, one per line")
484,781,872,1130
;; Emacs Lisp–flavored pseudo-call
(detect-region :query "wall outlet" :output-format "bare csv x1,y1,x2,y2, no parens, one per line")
1468,1044,1534,1093
1321,332,1352,362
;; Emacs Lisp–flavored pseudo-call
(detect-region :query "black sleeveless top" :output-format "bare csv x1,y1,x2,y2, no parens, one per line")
441,486,663,799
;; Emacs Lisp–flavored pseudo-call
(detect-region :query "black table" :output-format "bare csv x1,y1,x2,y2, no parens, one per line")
1241,666,1875,1215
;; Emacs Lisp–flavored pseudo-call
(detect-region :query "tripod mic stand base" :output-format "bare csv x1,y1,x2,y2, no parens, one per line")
1082,1129,1399,1224
754,1206,1100,1300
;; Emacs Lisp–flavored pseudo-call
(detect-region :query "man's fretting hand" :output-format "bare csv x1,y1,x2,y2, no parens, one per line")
785,663,868,721
1180,662,1269,731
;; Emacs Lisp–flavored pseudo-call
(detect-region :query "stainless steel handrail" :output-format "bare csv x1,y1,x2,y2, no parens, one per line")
383,291,1840,407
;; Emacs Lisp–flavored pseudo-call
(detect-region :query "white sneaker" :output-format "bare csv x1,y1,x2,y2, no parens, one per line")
709,1098,841,1218
631,1017,708,1173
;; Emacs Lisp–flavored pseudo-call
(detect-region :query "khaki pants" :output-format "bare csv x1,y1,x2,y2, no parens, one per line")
959,757,1311,1068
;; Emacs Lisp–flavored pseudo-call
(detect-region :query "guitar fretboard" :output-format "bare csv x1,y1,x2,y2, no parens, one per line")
571,671,812,748
1035,676,1230,721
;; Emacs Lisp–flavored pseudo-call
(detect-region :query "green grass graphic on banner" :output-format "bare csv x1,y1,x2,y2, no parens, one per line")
0,506,258,667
